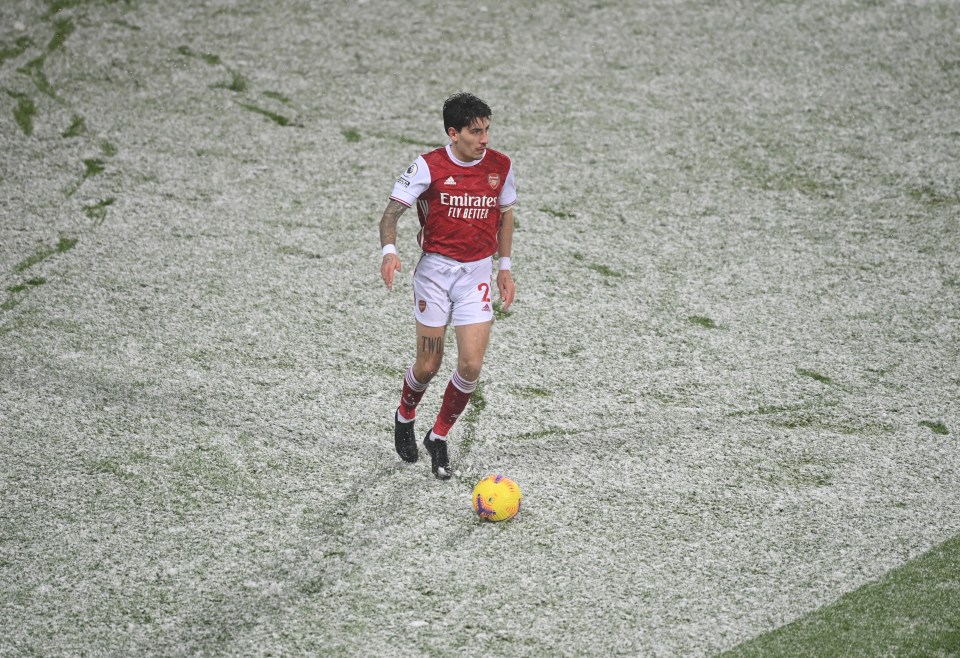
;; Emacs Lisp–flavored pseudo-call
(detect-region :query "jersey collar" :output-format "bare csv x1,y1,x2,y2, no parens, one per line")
445,144,486,167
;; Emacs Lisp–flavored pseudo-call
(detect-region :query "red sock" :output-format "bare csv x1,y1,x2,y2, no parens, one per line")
398,366,427,420
432,371,477,437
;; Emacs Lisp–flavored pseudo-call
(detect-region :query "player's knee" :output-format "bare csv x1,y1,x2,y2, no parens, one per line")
416,356,443,382
458,359,483,382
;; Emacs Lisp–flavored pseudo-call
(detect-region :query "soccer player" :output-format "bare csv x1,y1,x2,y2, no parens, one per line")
379,92,517,480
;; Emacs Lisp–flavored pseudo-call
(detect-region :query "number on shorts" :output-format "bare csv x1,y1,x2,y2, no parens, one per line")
478,282,491,302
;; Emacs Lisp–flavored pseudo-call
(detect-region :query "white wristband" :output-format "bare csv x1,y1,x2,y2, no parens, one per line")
498,256,512,271
382,244,397,257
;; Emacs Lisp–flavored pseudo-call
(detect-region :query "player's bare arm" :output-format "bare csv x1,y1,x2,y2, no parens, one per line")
379,199,407,290
497,207,516,310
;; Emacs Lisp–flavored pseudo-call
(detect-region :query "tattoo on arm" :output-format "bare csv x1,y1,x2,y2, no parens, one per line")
379,199,407,246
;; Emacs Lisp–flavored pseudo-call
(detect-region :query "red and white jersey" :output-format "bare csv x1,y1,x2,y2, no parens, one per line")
390,144,516,262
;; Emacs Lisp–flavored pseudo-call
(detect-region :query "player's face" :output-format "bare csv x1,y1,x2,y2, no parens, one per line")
448,118,490,162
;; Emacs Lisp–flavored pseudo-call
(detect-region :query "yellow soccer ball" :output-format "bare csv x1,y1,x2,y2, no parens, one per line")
472,474,522,522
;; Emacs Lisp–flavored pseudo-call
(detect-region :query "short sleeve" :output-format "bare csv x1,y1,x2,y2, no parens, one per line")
499,163,517,209
390,156,431,207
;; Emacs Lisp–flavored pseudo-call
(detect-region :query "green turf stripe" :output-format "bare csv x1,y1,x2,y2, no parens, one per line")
719,533,960,657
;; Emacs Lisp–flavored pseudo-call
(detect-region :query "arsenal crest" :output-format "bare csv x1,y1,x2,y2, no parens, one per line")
488,173,500,189
418,299,427,313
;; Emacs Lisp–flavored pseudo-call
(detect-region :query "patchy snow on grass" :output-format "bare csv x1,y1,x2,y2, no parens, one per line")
1,0,958,656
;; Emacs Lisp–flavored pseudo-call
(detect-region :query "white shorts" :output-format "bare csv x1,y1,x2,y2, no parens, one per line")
413,253,494,327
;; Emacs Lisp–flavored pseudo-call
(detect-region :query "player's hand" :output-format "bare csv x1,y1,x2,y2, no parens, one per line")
497,268,515,311
381,253,402,290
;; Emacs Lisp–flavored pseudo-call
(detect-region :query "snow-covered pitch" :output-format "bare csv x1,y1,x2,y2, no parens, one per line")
1,1,958,656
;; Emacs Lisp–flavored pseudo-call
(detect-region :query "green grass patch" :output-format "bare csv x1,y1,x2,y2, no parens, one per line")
797,368,832,384
177,45,222,66
278,245,321,259
62,113,86,137
11,93,36,136
262,90,291,104
111,18,141,31
66,159,106,197
457,382,487,457
512,386,551,398
83,158,105,178
211,71,248,93
299,575,326,596
688,315,717,329
493,299,512,321
588,263,621,277
84,197,115,224
563,345,584,357
374,364,404,380
0,296,22,311
342,128,361,143
729,400,837,418
17,56,56,98
18,236,81,271
237,102,292,126
13,242,57,273
464,382,487,421
909,184,958,207
85,457,128,478
7,277,46,293
0,36,33,66
833,420,896,436
721,533,960,657
47,17,75,53
514,427,581,441
919,420,949,436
